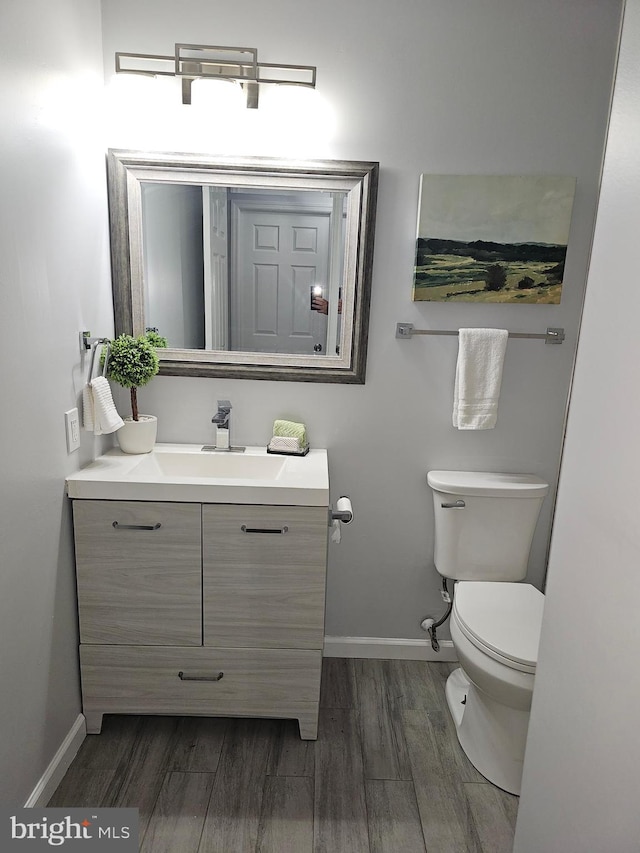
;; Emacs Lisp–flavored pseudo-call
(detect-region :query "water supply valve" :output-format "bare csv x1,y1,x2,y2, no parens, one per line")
420,617,440,652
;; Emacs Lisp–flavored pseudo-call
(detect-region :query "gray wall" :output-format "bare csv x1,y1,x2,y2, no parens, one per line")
0,1,112,806
516,1,640,848
101,0,622,642
142,183,205,349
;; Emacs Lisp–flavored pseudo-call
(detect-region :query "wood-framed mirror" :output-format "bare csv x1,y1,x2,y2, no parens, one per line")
107,149,378,383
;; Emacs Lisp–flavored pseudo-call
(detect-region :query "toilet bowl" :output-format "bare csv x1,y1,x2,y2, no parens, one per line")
446,581,544,795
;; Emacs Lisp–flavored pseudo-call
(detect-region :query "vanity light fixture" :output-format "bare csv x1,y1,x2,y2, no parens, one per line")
115,43,316,108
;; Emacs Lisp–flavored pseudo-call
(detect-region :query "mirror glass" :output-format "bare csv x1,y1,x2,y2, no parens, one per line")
107,150,378,382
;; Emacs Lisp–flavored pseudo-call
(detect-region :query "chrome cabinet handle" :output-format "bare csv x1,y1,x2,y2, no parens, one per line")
112,521,162,530
241,525,289,534
178,671,224,682
441,500,466,509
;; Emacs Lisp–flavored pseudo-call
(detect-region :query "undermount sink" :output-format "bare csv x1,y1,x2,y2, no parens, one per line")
131,451,286,480
66,444,329,506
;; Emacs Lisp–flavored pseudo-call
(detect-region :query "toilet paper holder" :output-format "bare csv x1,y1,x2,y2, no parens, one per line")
329,496,353,524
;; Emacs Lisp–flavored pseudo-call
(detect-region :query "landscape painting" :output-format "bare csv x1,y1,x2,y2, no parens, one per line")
412,174,576,303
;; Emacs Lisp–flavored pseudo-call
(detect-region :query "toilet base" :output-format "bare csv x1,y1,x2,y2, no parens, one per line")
445,665,470,728
445,667,529,796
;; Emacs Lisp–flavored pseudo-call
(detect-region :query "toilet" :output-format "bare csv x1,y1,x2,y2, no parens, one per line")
427,470,549,795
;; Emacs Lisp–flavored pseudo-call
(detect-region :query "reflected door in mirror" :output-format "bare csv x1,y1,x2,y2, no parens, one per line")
231,196,338,354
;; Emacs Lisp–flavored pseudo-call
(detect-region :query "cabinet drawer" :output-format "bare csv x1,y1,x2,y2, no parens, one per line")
73,500,202,646
80,644,322,721
202,504,328,650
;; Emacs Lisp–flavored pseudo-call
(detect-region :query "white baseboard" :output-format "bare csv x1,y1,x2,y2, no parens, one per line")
24,714,86,808
323,635,458,661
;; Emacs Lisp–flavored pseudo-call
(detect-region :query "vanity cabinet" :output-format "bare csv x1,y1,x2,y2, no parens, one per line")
72,499,328,739
74,501,202,646
202,504,326,650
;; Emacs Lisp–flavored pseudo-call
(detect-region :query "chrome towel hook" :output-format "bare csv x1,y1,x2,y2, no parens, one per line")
81,331,110,380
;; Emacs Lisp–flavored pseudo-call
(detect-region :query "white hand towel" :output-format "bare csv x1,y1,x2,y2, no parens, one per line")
90,377,125,435
82,384,95,432
453,328,508,430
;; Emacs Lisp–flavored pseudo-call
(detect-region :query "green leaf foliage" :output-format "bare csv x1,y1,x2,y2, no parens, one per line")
144,329,168,349
106,334,159,389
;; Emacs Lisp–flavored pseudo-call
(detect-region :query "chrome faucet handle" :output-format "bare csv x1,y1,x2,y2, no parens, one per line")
212,399,232,425
212,399,232,451
206,399,244,453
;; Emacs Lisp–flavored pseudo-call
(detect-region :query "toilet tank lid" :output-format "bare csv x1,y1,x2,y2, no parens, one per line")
454,582,545,668
427,470,549,498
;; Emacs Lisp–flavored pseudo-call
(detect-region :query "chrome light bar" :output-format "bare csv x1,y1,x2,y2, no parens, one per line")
115,43,317,108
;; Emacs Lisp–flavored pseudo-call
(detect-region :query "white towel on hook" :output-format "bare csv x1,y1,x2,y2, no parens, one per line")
90,377,124,435
82,384,95,432
453,328,508,430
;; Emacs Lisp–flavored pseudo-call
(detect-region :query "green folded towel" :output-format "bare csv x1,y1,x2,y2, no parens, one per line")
273,419,307,447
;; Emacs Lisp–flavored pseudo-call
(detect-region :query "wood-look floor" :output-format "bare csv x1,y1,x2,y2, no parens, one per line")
49,659,518,852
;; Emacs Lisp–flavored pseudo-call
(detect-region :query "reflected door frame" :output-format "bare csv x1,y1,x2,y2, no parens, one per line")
202,186,230,350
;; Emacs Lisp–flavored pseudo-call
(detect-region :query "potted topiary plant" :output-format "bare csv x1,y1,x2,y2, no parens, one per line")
105,330,167,454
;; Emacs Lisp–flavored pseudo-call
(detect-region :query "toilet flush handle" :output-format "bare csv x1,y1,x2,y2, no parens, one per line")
441,500,466,508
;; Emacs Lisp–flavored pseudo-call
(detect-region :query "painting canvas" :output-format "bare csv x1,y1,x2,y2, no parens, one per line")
412,175,576,303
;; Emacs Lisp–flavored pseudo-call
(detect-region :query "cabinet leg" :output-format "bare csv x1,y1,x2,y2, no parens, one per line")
298,715,318,740
84,711,104,734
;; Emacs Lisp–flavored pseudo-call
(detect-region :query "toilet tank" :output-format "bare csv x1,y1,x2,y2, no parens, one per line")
427,471,549,581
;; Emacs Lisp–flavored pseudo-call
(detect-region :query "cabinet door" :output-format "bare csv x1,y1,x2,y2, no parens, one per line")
73,500,202,646
202,504,327,650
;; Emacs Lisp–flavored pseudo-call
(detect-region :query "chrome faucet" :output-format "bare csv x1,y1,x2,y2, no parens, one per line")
203,400,245,452
211,400,232,450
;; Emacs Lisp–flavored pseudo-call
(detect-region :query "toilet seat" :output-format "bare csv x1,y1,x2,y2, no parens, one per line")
453,582,544,674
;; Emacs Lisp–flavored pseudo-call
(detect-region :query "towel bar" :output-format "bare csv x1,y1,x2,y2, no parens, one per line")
395,323,565,345
81,332,111,378
81,331,110,351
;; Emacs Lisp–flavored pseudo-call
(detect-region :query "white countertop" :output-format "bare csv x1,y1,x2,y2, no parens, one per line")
66,444,329,506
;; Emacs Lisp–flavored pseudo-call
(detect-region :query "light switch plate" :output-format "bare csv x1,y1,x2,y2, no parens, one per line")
65,408,80,453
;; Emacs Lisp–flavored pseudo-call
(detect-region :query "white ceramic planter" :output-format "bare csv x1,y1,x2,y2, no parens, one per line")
117,415,158,454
